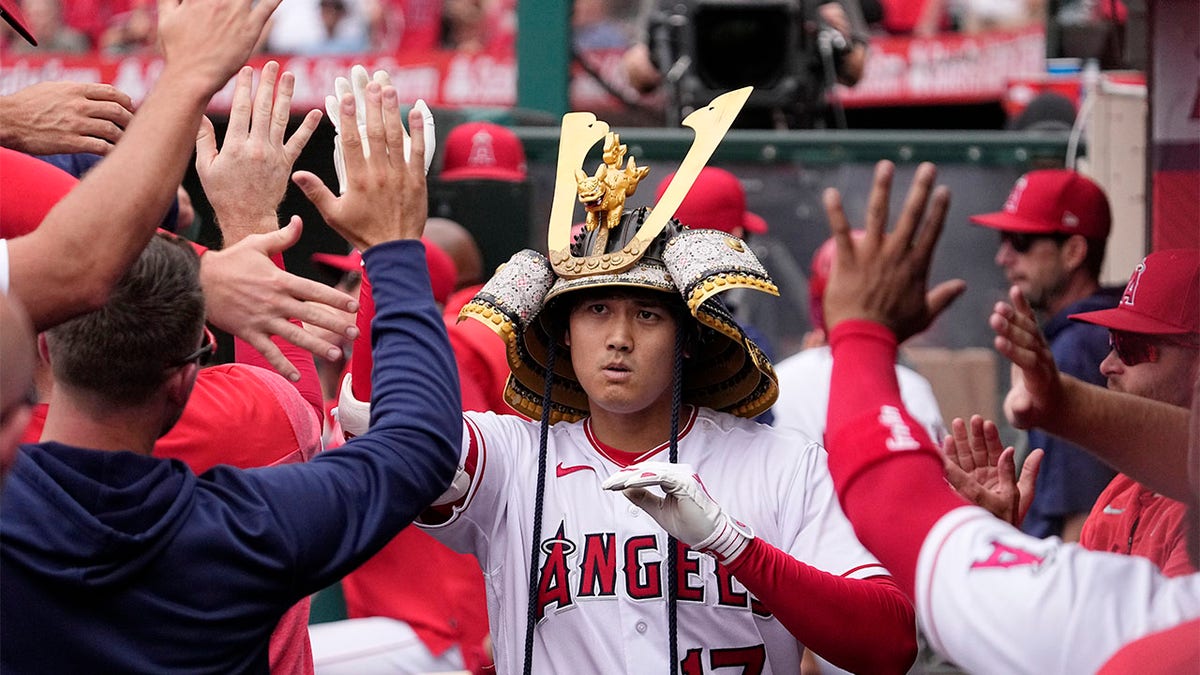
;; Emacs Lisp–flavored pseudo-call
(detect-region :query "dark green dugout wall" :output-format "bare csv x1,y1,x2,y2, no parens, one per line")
183,121,1070,359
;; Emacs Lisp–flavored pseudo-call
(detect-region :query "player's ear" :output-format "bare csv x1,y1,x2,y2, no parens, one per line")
1060,234,1088,272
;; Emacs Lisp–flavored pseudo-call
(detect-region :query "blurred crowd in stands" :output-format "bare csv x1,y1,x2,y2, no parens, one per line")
0,0,1125,57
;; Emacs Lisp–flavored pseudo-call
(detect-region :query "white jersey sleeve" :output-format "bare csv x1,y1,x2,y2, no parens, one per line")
916,505,1200,674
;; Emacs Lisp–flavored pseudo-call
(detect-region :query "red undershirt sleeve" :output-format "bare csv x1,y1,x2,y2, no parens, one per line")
724,538,917,674
825,320,967,596
351,268,375,400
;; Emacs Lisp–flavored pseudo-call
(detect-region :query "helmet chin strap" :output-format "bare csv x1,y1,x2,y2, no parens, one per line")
523,338,556,675
666,322,684,675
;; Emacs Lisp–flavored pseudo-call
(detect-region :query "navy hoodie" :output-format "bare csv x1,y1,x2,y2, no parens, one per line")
0,241,460,673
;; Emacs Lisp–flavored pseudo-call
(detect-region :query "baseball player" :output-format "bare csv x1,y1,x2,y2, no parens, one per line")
338,98,917,673
771,232,946,444
814,159,1200,674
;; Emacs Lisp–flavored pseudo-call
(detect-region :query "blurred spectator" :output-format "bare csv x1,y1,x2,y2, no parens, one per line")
440,0,513,55
59,0,132,50
268,0,368,54
573,0,631,51
877,0,950,36
7,0,88,53
310,0,370,54
370,0,441,53
955,0,1044,34
99,0,157,55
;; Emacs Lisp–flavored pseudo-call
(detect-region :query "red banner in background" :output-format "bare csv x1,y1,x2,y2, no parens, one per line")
835,26,1046,108
0,27,1047,115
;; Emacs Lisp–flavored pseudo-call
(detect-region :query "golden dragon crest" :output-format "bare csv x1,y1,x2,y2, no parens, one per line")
574,133,650,237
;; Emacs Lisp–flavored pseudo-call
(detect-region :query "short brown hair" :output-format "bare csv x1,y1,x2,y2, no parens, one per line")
46,234,205,405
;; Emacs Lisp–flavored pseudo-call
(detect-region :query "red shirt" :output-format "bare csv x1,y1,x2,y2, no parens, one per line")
1080,473,1196,578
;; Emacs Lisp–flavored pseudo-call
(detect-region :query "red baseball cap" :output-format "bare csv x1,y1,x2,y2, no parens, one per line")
1070,249,1200,336
970,169,1111,240
654,167,767,236
440,122,527,182
0,0,37,46
0,148,78,238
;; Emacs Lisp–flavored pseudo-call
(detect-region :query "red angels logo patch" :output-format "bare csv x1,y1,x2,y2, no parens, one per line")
1120,258,1148,307
467,129,498,168
970,540,1045,570
1003,176,1028,213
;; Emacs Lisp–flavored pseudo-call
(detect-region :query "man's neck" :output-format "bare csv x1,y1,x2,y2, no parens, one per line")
1045,273,1101,317
39,388,162,455
587,403,680,455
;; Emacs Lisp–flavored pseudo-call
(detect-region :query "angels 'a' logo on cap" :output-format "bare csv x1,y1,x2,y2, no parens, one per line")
1003,176,1028,213
1120,258,1148,307
467,130,498,168
1062,210,1079,228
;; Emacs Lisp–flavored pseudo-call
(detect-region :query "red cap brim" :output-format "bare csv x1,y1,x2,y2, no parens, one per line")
311,251,362,273
1069,307,1193,336
743,212,768,235
969,211,1060,234
440,166,526,182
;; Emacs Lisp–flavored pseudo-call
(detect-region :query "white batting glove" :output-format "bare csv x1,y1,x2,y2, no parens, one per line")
602,461,754,563
332,372,371,438
325,65,436,193
333,372,470,507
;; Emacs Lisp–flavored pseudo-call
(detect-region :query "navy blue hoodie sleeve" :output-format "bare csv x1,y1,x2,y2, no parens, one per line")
203,240,461,594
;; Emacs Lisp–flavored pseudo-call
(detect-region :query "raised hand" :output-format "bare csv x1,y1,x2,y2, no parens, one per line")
0,81,134,156
325,65,435,193
602,461,753,563
156,0,283,98
941,415,1043,527
990,286,1066,430
200,217,359,380
821,161,966,342
195,62,322,244
293,80,430,250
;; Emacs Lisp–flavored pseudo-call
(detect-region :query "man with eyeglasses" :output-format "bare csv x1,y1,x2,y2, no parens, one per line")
970,169,1122,541
1066,249,1200,577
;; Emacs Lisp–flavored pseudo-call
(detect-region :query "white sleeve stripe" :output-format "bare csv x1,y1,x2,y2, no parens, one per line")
841,563,890,580
423,415,486,528
919,508,992,656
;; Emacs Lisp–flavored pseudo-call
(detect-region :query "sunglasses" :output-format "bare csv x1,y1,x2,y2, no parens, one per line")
1000,231,1070,254
1109,330,1200,367
170,325,217,368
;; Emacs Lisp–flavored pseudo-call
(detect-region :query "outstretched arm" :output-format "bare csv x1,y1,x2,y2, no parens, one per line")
603,461,918,673
991,287,1192,501
7,0,282,331
193,60,354,392
820,161,968,595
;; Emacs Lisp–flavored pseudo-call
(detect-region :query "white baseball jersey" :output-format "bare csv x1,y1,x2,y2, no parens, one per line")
916,505,1200,674
420,406,886,674
772,346,946,444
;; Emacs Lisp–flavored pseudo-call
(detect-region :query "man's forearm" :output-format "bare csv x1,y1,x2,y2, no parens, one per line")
1040,375,1191,501
8,67,214,330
